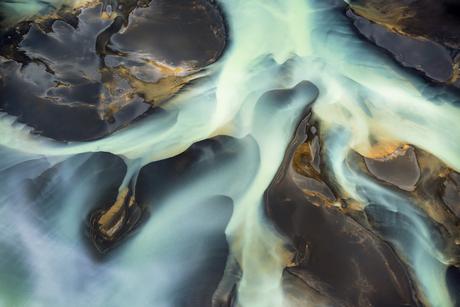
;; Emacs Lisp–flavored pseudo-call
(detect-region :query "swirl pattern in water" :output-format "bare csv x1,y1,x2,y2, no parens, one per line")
0,0,459,306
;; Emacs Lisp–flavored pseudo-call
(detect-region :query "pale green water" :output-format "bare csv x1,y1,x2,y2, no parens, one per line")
0,0,459,306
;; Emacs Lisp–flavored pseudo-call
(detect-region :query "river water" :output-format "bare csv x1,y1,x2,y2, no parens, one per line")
0,0,459,306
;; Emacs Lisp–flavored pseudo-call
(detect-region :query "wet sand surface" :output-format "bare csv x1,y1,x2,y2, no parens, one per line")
265,114,420,306
0,0,226,141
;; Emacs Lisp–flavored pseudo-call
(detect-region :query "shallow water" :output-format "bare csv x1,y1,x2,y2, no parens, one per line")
0,0,459,306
